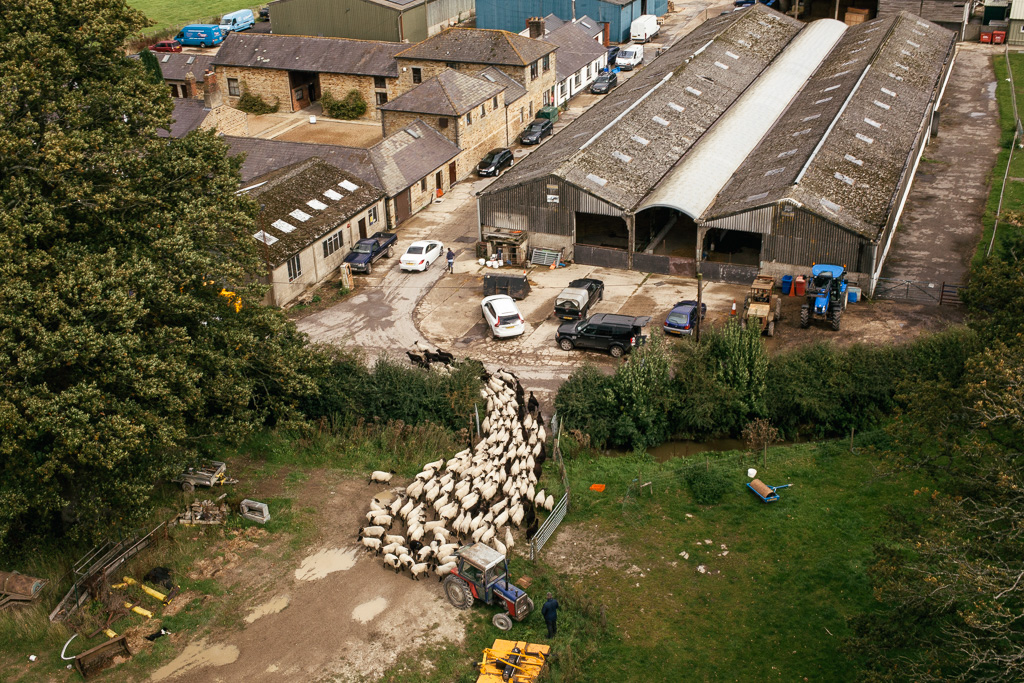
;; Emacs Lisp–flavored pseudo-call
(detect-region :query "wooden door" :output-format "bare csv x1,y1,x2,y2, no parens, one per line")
448,162,457,184
395,189,412,225
435,170,443,195
358,218,367,239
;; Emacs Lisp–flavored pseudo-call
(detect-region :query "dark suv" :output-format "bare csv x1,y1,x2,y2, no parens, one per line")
556,313,651,358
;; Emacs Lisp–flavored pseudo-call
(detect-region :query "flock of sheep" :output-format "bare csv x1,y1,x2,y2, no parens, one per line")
358,369,553,581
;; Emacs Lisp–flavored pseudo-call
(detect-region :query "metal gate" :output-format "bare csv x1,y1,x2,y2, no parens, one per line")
529,418,570,560
872,278,963,305
574,244,629,269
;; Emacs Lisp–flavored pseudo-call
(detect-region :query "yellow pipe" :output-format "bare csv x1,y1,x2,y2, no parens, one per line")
122,576,169,603
103,629,118,638
124,602,153,618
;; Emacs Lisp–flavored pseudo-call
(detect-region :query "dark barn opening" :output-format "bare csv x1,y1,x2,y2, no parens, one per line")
636,207,699,258
702,228,762,266
575,212,628,249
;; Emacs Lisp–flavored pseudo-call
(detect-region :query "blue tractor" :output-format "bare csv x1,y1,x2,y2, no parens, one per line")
799,264,848,331
442,543,534,631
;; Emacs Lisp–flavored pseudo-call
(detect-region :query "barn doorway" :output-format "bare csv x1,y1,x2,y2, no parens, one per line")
635,207,699,257
287,71,320,111
575,212,628,249
702,228,762,266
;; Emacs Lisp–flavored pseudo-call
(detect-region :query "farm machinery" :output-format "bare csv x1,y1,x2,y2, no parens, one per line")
741,275,782,337
800,264,848,331
442,543,534,631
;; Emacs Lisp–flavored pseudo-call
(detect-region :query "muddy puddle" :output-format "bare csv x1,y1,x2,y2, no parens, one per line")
294,547,359,581
150,639,239,680
351,596,388,623
244,594,291,624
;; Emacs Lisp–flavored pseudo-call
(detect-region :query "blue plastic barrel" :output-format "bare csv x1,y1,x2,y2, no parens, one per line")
781,275,793,296
848,286,860,303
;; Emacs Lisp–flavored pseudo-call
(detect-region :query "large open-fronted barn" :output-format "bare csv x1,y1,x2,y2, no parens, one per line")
475,5,955,293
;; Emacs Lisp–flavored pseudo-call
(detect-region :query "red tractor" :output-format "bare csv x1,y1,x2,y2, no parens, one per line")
442,543,534,631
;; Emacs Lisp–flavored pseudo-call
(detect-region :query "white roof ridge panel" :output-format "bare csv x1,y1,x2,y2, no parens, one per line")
639,18,849,219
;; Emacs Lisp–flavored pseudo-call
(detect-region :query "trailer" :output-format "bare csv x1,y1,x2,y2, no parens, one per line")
171,461,238,493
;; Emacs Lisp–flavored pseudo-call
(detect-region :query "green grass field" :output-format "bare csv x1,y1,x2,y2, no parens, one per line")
128,0,259,33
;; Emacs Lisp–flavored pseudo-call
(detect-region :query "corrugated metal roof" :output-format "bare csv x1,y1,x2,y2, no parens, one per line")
640,18,846,219
395,27,556,66
379,68,505,116
213,33,403,77
1010,0,1024,20
225,136,381,186
368,119,460,194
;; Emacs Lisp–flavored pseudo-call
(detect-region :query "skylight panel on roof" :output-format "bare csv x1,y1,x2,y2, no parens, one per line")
856,133,874,144
881,87,896,97
714,61,729,70
668,102,684,113
482,73,496,82
840,60,859,67
864,117,882,129
586,174,608,187
894,62,909,71
407,127,422,139
792,128,812,137
272,219,297,233
581,19,592,27
254,230,278,244
900,49,911,57
756,20,769,26
631,135,650,146
844,154,864,166
187,56,196,64
850,47,865,54
613,151,633,163
324,189,343,200
802,113,821,122
916,20,928,27
764,167,785,176
161,55,170,62
873,100,890,110
652,115,670,126
889,73,904,81
746,192,769,202
906,40,920,48
339,180,359,191
737,39,751,48
832,69,852,78
866,26,881,32
912,28,925,35
726,51,740,60
820,198,840,214
815,96,833,105
824,84,841,92
685,86,702,97
778,149,797,158
288,209,311,222
834,172,855,186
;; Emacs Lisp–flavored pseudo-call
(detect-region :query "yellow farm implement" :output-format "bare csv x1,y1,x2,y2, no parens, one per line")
476,639,550,682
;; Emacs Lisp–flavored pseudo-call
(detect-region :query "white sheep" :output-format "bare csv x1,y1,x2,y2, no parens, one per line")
383,553,401,573
544,495,554,510
398,553,415,571
361,537,382,554
505,527,515,550
410,562,431,580
370,470,395,484
492,538,507,556
359,525,386,540
382,542,402,556
535,489,546,507
370,514,393,529
406,479,425,500
434,561,457,580
384,534,405,546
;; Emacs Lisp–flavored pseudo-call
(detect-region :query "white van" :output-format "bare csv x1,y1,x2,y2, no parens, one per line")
630,14,660,43
219,9,255,33
616,44,645,70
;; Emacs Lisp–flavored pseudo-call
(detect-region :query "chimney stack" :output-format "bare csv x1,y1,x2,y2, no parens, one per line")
527,16,545,39
203,69,223,109
184,71,197,99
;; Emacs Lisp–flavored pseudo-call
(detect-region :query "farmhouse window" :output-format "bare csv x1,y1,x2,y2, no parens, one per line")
374,76,386,89
412,68,422,84
227,78,240,97
542,55,550,72
322,231,343,258
438,117,448,129
286,254,302,282
376,92,388,105
530,61,539,80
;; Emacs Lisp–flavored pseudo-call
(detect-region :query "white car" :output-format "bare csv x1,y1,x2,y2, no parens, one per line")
481,295,525,339
400,240,444,272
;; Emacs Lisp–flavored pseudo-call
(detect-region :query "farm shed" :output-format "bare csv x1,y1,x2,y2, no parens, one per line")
477,0,667,43
475,4,955,295
268,0,474,43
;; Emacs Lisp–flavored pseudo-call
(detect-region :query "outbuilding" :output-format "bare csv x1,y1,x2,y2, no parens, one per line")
476,5,956,295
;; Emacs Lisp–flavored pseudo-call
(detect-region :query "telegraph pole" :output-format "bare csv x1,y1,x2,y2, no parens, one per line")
695,272,703,343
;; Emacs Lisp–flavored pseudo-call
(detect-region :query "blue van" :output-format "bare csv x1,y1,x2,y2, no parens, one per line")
219,9,255,33
174,25,224,48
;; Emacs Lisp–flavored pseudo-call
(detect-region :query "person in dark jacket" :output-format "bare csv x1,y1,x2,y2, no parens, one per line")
446,248,455,273
541,592,559,637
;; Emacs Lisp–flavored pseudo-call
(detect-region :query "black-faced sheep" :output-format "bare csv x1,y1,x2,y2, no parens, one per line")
370,470,395,484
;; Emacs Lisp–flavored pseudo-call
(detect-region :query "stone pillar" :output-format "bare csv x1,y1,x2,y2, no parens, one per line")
203,69,223,109
184,72,197,99
527,17,545,39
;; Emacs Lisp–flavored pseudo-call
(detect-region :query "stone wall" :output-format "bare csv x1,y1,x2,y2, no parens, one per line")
201,105,249,136
319,73,396,121
219,67,292,112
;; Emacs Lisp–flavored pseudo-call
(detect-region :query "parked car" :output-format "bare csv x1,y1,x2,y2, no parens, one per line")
554,278,604,321
149,40,182,53
259,6,270,19
734,0,778,6
663,300,706,336
616,45,644,70
173,25,224,48
607,45,620,67
477,148,514,177
590,72,618,94
343,231,397,274
400,240,444,272
556,313,651,357
481,295,525,339
630,14,660,43
519,118,554,145
219,8,255,33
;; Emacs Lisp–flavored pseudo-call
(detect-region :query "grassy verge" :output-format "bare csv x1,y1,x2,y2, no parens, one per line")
977,52,1024,266
128,0,261,34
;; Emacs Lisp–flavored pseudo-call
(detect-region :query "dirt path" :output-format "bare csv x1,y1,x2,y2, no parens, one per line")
881,45,1000,284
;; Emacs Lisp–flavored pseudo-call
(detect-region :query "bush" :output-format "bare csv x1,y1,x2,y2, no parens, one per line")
685,464,733,505
321,89,367,119
237,84,279,114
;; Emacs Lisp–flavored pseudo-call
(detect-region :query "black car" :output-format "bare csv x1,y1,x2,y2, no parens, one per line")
607,46,620,67
258,6,270,18
554,278,604,321
556,313,651,358
477,148,514,177
519,118,554,145
590,72,618,94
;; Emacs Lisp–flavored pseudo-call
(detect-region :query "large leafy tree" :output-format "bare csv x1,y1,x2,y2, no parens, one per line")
0,0,316,552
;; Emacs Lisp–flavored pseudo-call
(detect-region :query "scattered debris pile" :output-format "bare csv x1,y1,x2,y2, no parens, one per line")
173,500,229,527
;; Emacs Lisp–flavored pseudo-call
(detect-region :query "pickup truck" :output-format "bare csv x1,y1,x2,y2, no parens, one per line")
344,232,397,274
554,278,604,321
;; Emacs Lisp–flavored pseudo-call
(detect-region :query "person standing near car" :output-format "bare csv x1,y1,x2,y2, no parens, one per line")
541,592,559,638
446,248,455,274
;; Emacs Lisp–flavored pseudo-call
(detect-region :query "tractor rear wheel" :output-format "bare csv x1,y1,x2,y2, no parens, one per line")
443,576,474,610
799,306,810,329
767,320,775,337
831,308,842,331
492,613,513,631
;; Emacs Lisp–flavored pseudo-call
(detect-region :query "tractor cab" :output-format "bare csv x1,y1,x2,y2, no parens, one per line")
801,263,849,330
742,275,782,337
444,543,535,630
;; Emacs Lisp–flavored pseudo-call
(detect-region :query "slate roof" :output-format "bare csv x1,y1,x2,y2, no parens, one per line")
482,6,803,211
247,158,384,265
544,21,607,82
368,120,460,195
213,33,403,77
475,67,527,104
706,12,955,239
159,98,208,138
156,52,214,82
379,69,505,116
395,28,557,67
225,137,381,186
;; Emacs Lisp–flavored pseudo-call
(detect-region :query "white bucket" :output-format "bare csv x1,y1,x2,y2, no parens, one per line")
309,115,317,124
478,258,486,266
747,468,757,478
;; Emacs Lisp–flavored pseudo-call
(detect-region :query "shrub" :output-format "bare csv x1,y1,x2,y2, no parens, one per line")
237,84,279,114
685,464,733,505
321,89,367,119
554,365,615,449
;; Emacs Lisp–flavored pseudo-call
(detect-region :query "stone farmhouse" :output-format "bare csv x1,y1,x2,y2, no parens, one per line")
156,53,214,99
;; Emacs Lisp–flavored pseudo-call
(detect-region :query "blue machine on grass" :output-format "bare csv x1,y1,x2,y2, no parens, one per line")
799,263,848,331
748,479,791,503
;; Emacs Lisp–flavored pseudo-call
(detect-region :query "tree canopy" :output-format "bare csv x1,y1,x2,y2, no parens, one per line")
0,0,316,553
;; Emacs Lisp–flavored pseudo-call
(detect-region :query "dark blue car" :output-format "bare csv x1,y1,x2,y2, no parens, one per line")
663,300,706,336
